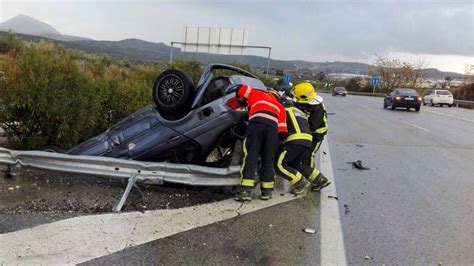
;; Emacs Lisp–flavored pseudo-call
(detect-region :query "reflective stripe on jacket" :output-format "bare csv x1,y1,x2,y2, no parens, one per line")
306,103,328,136
283,106,312,147
237,84,287,133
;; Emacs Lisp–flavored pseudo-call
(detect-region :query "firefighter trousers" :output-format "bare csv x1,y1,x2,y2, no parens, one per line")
303,134,325,168
276,144,321,185
240,122,279,193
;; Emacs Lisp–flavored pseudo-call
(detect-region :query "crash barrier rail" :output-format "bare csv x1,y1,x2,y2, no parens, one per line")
318,90,385,97
319,90,474,107
0,147,240,211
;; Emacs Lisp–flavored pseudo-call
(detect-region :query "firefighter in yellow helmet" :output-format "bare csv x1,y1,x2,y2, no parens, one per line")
292,82,331,192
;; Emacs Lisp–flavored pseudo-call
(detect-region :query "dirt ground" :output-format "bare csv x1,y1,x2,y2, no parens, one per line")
0,164,234,232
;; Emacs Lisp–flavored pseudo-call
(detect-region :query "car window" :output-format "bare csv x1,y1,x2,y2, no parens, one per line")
436,90,452,95
201,77,231,105
398,89,417,96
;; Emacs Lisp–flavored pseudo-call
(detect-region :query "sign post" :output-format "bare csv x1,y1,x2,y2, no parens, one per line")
283,74,292,84
371,77,380,97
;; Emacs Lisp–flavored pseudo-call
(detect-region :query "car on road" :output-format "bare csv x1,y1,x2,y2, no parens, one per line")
383,88,422,112
67,64,265,166
332,87,347,97
423,90,454,107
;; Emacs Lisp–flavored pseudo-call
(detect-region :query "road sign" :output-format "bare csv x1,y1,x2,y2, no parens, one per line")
283,74,292,84
371,77,380,86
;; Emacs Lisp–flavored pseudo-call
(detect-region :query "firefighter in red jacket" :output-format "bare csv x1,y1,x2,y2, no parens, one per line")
234,84,287,201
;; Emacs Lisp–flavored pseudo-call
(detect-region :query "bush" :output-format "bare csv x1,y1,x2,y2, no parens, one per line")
0,36,159,149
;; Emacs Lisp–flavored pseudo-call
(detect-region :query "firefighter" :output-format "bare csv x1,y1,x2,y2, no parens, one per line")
234,84,287,201
275,96,321,194
292,82,331,192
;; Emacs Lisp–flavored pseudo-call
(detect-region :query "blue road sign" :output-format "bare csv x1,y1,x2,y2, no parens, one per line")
283,74,292,84
371,77,380,86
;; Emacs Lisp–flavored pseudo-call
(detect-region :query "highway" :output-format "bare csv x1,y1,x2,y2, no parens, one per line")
1,94,473,264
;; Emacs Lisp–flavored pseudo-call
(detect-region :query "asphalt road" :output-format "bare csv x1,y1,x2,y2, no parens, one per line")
1,94,473,264
325,94,474,264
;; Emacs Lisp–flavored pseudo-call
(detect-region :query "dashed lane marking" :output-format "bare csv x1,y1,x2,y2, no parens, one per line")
400,120,431,132
319,138,348,265
424,109,474,123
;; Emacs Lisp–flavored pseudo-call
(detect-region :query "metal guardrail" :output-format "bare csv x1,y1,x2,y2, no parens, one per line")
320,90,474,106
0,147,242,211
0,147,240,186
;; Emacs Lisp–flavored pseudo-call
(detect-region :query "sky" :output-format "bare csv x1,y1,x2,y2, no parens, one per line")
1,0,473,74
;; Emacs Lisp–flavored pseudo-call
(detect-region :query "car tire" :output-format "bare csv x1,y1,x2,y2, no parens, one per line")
423,100,426,106
383,101,387,109
391,102,396,110
415,106,420,112
448,104,453,108
152,69,195,116
430,100,435,107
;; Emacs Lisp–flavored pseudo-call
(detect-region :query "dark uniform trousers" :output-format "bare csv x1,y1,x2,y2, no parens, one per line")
240,122,279,193
276,144,320,185
303,133,325,168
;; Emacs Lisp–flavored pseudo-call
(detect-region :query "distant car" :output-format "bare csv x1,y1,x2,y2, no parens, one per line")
423,90,454,107
332,87,347,97
383,88,422,112
67,64,266,166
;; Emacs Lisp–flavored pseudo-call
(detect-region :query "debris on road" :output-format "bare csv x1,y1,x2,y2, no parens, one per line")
328,196,338,200
327,112,336,115
348,160,371,170
344,204,350,215
336,168,348,171
365,255,372,260
303,228,316,234
356,144,364,147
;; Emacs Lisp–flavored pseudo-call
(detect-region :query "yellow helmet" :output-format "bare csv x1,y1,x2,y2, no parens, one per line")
292,82,316,104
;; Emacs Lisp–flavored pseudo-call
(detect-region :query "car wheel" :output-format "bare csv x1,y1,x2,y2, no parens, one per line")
153,69,195,116
383,101,387,109
415,106,420,112
423,100,426,106
391,102,396,110
448,104,453,108
430,100,435,107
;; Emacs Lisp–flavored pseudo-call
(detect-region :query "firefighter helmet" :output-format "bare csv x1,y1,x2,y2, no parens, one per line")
293,82,316,104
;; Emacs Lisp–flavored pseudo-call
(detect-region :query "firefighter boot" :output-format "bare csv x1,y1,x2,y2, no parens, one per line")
312,173,331,192
291,178,310,195
260,190,273,200
234,188,252,202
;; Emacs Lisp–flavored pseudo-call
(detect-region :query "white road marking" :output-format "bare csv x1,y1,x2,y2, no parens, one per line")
400,120,431,132
319,138,348,265
424,109,474,123
0,192,302,264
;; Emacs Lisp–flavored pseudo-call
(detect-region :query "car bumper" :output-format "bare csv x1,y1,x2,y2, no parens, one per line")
393,101,421,108
433,99,454,104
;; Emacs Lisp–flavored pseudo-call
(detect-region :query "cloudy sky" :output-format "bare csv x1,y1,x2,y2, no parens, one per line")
1,0,473,73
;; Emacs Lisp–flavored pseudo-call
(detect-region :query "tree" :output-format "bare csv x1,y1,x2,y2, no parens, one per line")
316,71,327,82
369,55,428,93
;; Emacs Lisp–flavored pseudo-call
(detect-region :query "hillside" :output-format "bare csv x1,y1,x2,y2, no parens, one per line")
0,30,464,80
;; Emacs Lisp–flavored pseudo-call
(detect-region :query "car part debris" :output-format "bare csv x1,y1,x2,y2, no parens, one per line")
365,256,371,260
344,204,350,215
328,195,338,200
347,160,370,170
303,228,316,234
327,112,336,115
356,144,364,147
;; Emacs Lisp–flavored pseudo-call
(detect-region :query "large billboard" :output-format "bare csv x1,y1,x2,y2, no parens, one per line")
182,26,248,55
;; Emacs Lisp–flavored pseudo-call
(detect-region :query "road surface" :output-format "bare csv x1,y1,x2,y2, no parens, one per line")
1,94,473,264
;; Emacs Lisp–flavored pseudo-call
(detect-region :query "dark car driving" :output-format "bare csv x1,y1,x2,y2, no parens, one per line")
383,88,422,112
332,87,347,97
67,64,266,167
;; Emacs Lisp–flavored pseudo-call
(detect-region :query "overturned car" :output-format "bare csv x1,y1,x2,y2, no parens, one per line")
67,64,267,167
